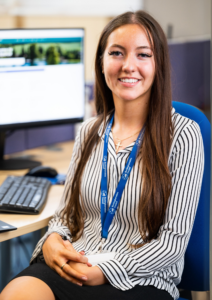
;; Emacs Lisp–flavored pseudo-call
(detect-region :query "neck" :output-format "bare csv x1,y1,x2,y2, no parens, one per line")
112,98,149,133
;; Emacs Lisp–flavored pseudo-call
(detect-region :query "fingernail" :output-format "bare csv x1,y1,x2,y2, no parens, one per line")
81,276,87,280
77,283,82,286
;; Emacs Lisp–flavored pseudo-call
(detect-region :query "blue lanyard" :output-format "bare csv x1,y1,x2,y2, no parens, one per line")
100,114,145,239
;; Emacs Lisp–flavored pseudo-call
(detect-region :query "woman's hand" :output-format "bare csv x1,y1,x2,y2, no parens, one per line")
42,232,91,286
68,261,108,286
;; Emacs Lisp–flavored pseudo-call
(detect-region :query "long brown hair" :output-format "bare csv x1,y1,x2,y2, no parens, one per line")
64,10,174,245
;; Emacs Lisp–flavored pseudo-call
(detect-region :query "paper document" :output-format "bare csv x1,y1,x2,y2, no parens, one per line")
85,252,116,266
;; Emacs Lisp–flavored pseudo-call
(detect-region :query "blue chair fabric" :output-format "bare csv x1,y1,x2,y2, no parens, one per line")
172,101,211,294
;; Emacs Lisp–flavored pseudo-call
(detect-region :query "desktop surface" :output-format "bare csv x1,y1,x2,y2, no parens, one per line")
0,140,74,242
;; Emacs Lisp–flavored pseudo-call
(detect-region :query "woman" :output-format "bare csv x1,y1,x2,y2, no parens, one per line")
1,10,204,300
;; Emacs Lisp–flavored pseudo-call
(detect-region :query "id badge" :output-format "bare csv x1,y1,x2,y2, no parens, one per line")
85,252,116,266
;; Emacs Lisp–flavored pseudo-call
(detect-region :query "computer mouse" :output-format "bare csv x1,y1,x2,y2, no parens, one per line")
25,166,58,178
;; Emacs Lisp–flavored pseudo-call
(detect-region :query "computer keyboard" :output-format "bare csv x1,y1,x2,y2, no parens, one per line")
0,176,51,214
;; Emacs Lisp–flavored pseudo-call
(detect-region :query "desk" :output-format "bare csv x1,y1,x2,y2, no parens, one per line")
0,141,74,289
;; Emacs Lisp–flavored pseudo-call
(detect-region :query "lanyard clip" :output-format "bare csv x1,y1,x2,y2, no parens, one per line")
98,238,106,253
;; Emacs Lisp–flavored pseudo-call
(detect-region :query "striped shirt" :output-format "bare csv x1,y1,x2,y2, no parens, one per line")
31,108,204,300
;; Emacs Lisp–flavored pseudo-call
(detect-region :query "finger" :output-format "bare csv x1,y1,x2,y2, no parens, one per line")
62,249,89,264
60,262,88,281
55,265,83,286
78,251,92,266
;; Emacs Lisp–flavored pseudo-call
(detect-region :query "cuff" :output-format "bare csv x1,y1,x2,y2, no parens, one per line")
97,258,134,291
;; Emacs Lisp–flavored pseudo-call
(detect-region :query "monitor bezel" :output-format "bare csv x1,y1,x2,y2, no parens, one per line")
0,27,85,131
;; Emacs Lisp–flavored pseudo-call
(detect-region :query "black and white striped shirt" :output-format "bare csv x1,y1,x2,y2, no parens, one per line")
31,108,204,300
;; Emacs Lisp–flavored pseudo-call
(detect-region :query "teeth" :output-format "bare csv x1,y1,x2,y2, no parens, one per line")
120,78,138,83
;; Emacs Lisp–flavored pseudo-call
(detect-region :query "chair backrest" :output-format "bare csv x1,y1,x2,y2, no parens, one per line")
172,101,211,291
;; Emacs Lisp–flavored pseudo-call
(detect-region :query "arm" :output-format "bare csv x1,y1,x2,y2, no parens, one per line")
30,117,96,264
97,122,204,291
67,261,108,286
30,118,97,285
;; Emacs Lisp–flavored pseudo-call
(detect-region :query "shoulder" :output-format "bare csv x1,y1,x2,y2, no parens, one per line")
75,117,97,143
73,116,99,151
78,116,98,138
170,108,203,155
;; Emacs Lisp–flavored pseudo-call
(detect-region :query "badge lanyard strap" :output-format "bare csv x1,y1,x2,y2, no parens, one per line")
100,113,145,240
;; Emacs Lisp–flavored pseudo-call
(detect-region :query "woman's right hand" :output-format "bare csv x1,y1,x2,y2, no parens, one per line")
42,232,90,286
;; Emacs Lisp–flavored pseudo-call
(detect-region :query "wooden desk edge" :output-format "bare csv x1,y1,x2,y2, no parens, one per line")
0,216,52,242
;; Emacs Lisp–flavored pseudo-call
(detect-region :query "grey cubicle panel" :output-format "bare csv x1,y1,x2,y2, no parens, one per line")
169,39,210,118
5,124,75,155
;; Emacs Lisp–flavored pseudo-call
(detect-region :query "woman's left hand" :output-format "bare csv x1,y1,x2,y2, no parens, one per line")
68,261,108,286
63,239,108,286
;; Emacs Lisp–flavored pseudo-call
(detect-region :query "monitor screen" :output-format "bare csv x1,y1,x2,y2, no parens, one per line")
0,28,85,130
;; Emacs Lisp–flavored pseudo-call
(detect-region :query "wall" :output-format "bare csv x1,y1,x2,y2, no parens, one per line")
143,0,211,39
0,15,17,28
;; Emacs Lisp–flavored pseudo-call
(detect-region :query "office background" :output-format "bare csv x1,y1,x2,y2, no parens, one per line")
0,0,210,155
0,1,211,299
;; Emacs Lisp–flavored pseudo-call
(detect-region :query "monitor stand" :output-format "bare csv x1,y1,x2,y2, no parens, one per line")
0,131,41,170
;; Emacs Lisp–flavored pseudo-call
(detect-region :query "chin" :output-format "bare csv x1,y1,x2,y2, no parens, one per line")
119,95,142,102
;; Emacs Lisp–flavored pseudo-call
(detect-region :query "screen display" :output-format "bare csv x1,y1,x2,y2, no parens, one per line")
0,29,84,129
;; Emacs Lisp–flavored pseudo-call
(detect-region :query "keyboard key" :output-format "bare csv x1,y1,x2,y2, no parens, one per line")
2,186,18,204
29,193,42,208
22,190,36,207
0,186,9,193
16,188,30,205
9,187,24,205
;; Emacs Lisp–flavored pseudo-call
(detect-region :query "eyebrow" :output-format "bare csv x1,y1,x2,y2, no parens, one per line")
109,44,152,50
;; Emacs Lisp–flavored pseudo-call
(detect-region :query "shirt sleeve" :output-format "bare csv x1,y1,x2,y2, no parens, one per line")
30,118,96,263
97,121,204,291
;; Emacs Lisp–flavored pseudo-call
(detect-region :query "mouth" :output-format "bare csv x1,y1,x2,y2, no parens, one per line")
119,78,140,83
118,77,141,87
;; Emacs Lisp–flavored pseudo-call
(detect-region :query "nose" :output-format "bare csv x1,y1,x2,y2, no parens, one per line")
122,54,136,74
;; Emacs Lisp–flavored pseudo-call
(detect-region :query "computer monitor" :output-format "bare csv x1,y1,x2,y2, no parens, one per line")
0,28,85,170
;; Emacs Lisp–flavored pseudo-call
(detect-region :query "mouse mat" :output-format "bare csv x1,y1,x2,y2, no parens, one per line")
45,174,66,185
0,220,17,232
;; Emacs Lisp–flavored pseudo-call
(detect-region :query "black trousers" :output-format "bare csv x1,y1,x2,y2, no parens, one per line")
14,262,173,300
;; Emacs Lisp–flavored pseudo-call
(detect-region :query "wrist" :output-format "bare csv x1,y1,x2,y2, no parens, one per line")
42,232,62,250
85,266,108,286
47,232,62,241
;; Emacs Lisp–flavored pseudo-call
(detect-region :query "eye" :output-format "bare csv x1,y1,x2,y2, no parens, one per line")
108,51,123,57
138,53,152,58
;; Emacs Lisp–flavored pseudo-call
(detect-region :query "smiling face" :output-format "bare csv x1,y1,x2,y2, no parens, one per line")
102,24,155,105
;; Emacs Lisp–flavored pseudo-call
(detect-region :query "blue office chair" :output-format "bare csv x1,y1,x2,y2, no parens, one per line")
172,101,211,299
